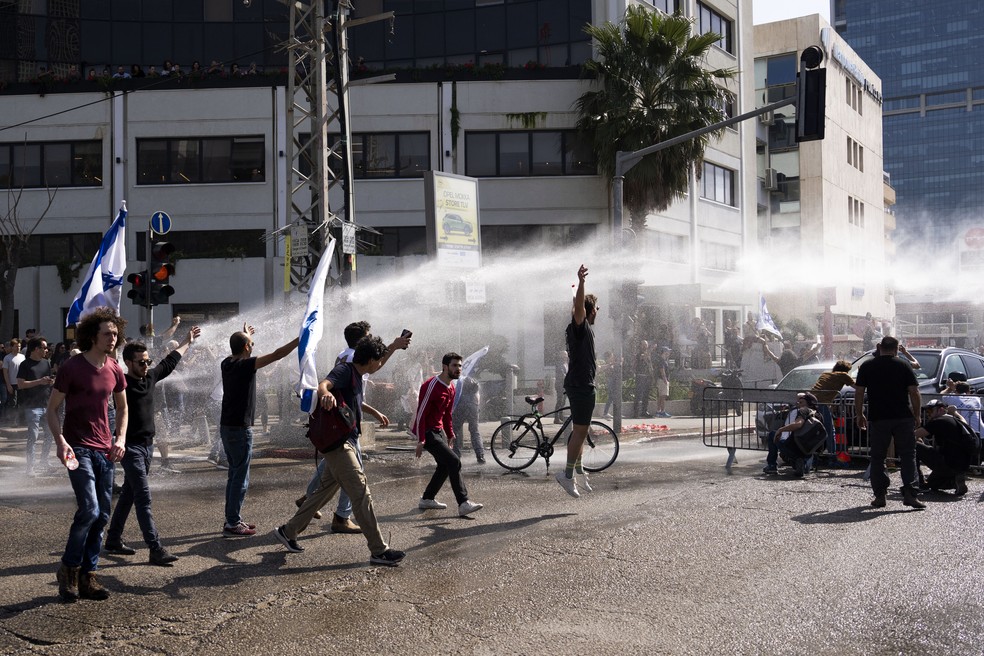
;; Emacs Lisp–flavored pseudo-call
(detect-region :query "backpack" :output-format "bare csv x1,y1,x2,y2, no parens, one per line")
792,410,828,455
953,419,981,467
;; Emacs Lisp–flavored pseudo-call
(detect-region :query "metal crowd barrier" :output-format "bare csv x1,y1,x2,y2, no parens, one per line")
700,386,983,474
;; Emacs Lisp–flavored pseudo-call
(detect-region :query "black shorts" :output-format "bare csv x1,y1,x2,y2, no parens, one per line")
565,386,596,426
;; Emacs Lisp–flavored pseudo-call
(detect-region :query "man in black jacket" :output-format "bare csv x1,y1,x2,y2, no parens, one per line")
104,326,200,566
916,399,975,496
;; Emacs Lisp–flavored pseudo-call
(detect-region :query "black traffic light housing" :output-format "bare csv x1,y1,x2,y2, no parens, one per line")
127,272,148,306
796,46,826,143
149,240,175,305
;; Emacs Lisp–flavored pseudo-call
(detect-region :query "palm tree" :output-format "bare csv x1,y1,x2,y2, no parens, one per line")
575,6,737,231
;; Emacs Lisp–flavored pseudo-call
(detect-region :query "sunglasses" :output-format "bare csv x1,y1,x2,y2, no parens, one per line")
132,359,153,366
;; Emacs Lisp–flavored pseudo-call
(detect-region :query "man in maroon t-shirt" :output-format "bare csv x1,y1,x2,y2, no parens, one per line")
47,308,128,603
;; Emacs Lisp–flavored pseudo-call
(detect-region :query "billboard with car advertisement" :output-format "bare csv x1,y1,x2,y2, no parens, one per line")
424,171,481,269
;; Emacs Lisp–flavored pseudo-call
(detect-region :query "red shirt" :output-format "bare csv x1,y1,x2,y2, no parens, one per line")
411,375,456,443
54,354,126,452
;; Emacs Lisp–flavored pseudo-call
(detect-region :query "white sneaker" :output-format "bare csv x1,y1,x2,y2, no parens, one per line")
418,498,447,510
458,500,484,516
579,472,593,492
555,471,580,498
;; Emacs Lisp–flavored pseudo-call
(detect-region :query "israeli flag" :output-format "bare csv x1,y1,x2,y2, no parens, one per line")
757,293,783,339
66,201,127,326
297,237,338,413
452,345,489,410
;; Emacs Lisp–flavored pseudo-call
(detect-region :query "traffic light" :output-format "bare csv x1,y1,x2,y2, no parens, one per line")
149,241,175,305
127,272,148,306
796,46,826,143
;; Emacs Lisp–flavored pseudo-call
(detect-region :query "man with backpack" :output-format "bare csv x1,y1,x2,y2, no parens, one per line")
915,399,977,496
274,336,406,566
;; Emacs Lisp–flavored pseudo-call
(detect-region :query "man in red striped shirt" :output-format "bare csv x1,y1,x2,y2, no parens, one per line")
413,352,483,516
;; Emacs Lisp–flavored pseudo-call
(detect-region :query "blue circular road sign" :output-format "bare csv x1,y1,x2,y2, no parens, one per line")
151,211,172,235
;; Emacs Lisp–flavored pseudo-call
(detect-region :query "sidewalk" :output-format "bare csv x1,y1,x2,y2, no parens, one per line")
0,410,706,473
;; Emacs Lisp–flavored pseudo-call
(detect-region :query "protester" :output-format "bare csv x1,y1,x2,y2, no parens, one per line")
105,326,200,566
413,352,483,516
47,309,128,602
17,336,54,475
219,323,298,537
274,336,406,566
556,264,597,497
452,373,485,464
294,321,409,531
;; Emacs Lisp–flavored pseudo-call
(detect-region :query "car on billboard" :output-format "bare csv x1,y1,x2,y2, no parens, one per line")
442,213,473,236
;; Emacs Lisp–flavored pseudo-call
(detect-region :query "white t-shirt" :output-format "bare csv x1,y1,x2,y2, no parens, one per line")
3,352,25,387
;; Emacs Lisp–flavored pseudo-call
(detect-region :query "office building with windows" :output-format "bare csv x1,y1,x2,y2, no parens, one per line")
1,0,755,378
833,1,984,250
754,15,894,347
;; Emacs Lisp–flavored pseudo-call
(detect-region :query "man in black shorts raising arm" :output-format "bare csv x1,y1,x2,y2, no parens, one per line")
556,264,598,498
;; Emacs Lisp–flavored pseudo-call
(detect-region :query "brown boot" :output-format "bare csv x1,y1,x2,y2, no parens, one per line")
57,564,80,603
78,571,110,601
295,495,322,520
330,513,362,534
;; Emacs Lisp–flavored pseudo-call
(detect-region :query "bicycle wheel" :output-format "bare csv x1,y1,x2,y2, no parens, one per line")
581,421,619,472
490,419,541,470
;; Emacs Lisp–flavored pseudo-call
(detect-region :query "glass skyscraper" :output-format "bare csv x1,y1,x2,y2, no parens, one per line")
835,0,984,247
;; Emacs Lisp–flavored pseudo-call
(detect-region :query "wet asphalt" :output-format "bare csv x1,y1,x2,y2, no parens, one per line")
1,422,983,655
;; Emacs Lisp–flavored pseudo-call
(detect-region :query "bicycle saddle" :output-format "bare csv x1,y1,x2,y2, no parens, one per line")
524,395,544,406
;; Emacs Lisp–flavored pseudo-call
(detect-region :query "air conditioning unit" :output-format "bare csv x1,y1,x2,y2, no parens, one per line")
764,168,779,190
759,110,774,126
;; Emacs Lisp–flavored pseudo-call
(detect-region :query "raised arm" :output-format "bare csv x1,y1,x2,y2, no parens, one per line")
255,336,300,370
572,264,588,326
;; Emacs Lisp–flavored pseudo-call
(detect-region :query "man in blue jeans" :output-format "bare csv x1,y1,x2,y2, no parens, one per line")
47,309,128,602
105,326,200,565
219,323,298,537
17,336,54,475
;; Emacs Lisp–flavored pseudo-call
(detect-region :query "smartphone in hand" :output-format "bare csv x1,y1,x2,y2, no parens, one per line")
401,329,412,339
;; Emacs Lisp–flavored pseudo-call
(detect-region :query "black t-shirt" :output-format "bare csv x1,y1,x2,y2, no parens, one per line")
778,351,800,376
124,350,181,446
564,318,596,390
16,357,52,408
326,362,363,439
220,356,257,427
856,355,918,421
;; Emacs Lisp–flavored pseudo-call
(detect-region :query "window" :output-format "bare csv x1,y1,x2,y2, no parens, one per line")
701,241,738,271
464,131,597,177
698,2,733,54
648,231,689,263
649,0,679,13
847,136,853,166
301,132,429,179
0,140,102,189
136,136,264,185
135,230,266,260
19,233,102,267
848,195,865,227
701,162,735,206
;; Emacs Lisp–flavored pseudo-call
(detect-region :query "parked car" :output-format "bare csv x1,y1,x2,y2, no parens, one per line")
849,347,984,394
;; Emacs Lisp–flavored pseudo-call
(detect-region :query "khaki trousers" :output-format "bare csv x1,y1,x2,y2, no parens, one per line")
284,440,387,555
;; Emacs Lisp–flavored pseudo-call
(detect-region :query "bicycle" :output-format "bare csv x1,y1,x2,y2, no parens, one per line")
490,394,619,472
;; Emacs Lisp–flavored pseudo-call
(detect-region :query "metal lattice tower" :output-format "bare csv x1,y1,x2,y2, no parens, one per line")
283,0,355,292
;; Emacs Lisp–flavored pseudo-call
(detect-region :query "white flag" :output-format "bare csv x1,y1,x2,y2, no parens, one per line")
757,294,783,339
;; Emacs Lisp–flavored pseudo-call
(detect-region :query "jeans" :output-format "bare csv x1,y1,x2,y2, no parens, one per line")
422,429,469,505
634,375,653,416
868,417,918,495
452,403,484,459
305,437,363,518
24,406,51,471
285,440,387,555
107,444,160,549
220,426,253,527
63,446,114,573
